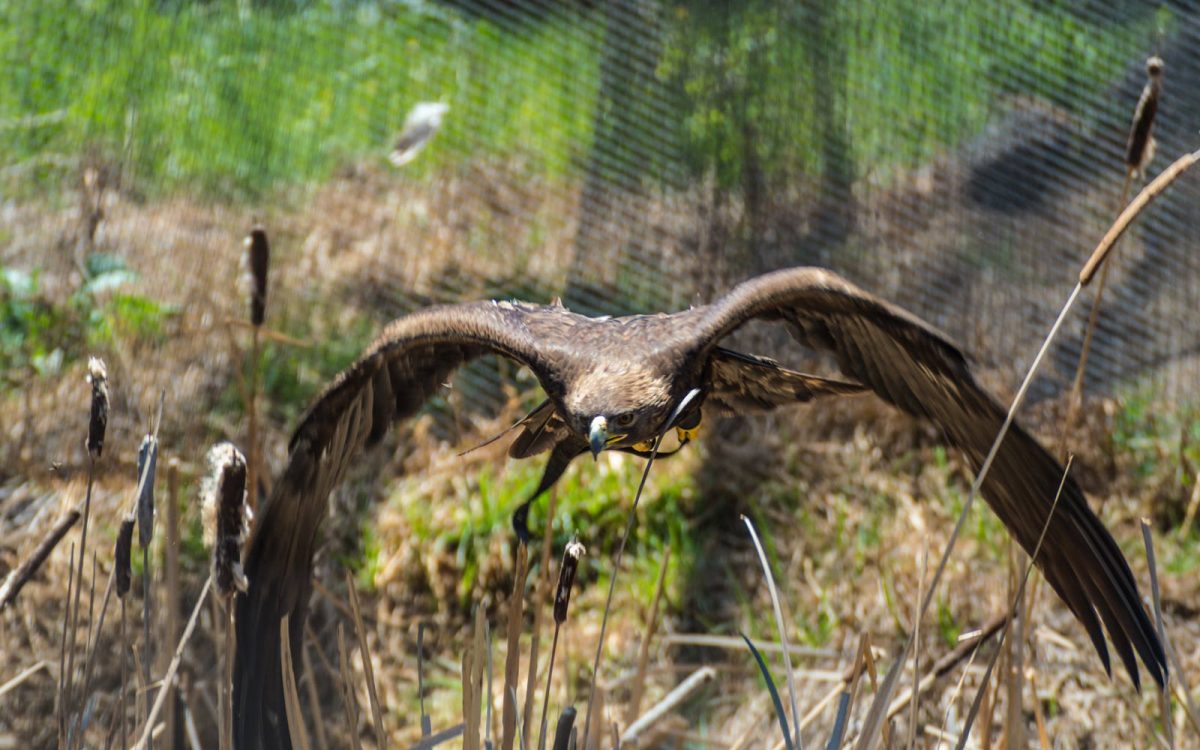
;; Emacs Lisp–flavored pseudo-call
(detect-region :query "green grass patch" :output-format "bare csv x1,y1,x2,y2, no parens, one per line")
1,0,1165,198
1,253,176,377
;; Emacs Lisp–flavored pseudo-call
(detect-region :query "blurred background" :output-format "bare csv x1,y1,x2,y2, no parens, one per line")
3,1,1200,747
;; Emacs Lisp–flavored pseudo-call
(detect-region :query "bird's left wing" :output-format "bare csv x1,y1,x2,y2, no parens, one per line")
691,267,1166,691
235,300,564,750
705,346,867,415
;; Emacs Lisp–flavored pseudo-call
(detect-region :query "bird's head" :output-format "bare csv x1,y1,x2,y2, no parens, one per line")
565,361,676,459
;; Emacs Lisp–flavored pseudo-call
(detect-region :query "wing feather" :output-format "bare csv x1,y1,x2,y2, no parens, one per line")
693,267,1165,689
705,347,866,415
235,301,564,749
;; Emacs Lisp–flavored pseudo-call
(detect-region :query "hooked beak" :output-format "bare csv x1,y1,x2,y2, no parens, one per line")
588,416,607,460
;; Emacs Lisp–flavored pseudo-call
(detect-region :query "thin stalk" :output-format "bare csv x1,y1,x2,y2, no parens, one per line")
580,388,700,750
66,460,95,723
953,458,1073,750
133,576,213,750
743,517,801,749
1060,172,1134,459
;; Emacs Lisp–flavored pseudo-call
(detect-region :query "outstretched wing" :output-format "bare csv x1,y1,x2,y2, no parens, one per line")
234,300,568,750
705,347,867,415
692,267,1166,689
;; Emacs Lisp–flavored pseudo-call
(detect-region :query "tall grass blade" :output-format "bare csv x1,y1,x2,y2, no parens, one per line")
742,516,802,749
741,633,793,750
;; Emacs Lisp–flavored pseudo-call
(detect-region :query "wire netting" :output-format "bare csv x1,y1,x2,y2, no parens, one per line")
4,0,1199,407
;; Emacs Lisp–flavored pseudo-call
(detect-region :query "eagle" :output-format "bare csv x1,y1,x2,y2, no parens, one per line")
234,267,1166,749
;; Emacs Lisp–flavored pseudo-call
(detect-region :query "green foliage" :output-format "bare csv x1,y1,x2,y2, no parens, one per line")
660,0,1157,190
1,0,1163,199
1,254,175,377
1112,385,1200,486
1,0,600,198
392,451,696,607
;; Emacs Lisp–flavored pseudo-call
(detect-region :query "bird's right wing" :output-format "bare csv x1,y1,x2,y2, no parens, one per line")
690,267,1165,690
235,300,566,750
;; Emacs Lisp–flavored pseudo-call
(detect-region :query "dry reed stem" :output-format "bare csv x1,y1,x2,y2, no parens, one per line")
67,459,95,727
0,509,80,609
1026,668,1052,750
223,317,310,347
74,566,116,749
627,545,670,723
281,615,313,750
337,624,364,750
502,544,529,750
872,147,1198,743
954,458,1072,750
1061,171,1133,461
418,622,432,737
119,587,128,749
301,635,331,750
523,488,559,739
133,575,212,750
1004,543,1024,750
163,458,181,748
1141,520,1175,749
345,571,387,749
581,390,698,750
0,661,49,700
464,612,486,750
620,666,715,746
1079,148,1200,285
888,614,1005,726
58,542,75,749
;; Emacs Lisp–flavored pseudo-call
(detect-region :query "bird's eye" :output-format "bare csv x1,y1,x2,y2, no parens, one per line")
614,413,635,428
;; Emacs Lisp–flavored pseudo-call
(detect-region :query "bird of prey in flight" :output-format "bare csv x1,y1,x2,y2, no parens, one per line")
234,267,1166,749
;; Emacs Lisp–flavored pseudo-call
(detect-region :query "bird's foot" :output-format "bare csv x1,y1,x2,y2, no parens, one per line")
675,424,701,442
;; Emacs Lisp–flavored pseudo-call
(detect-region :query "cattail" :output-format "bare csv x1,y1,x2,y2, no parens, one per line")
245,227,270,327
85,358,108,458
1126,56,1164,176
553,539,585,625
202,443,251,596
537,539,584,750
136,435,158,548
115,516,135,598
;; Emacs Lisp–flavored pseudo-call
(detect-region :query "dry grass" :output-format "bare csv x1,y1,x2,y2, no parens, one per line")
1,155,1198,748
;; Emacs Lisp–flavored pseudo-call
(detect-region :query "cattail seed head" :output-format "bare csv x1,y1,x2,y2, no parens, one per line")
136,434,158,548
245,227,270,327
553,538,586,625
85,357,108,458
1126,55,1164,175
115,515,135,598
201,442,251,596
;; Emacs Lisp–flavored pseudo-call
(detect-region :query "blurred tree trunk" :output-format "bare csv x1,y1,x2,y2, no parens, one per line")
565,0,671,315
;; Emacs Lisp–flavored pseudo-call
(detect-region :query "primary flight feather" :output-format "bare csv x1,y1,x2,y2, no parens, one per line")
234,267,1165,749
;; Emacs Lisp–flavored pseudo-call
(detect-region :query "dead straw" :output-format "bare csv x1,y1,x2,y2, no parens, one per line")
580,388,700,750
0,509,80,609
952,457,1072,750
281,615,313,750
132,575,213,750
345,571,387,749
1141,520,1175,749
523,487,559,738
502,544,529,750
627,545,670,722
337,624,364,750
